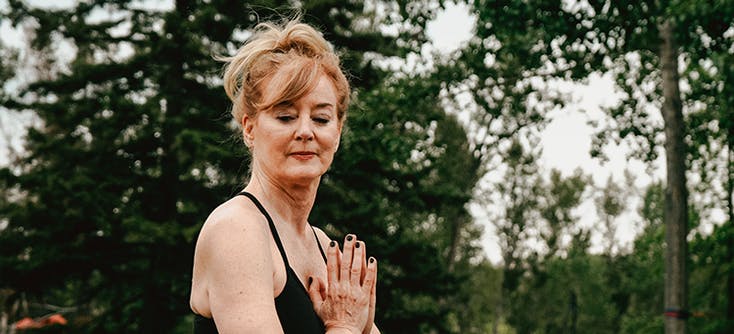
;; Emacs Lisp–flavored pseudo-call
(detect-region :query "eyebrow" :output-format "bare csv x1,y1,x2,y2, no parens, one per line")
314,102,334,109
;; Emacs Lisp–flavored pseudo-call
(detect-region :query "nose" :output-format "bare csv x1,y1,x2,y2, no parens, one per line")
295,116,314,141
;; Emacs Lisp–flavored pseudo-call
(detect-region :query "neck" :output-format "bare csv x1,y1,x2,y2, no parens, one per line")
244,169,319,236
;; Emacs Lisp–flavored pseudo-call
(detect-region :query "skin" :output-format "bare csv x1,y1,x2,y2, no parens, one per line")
190,73,379,334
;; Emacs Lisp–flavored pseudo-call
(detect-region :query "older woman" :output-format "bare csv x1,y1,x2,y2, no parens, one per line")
189,19,379,334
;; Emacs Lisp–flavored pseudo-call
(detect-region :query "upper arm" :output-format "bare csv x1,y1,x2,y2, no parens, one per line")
195,206,284,334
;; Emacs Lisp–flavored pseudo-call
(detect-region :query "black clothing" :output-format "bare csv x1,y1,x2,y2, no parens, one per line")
193,191,327,333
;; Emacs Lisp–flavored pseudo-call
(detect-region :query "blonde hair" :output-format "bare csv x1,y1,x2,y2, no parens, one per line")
220,19,350,130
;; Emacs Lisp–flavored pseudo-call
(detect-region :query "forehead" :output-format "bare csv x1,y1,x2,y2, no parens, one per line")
304,75,338,105
261,70,338,107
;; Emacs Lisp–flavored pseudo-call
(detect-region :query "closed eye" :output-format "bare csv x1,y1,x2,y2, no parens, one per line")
313,117,330,124
277,115,296,122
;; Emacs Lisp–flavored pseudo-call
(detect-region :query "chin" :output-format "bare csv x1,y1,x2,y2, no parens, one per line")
283,168,326,185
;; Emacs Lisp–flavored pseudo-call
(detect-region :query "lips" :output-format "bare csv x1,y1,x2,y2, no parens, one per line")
290,151,316,160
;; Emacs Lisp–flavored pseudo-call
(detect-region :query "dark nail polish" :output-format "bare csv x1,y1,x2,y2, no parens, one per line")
308,277,313,286
355,242,361,248
369,257,375,263
346,235,353,242
330,240,336,247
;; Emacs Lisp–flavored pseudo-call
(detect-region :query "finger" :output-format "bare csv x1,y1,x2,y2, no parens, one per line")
369,269,376,308
350,240,365,286
327,240,339,286
340,234,356,282
360,241,368,284
362,257,377,295
307,276,324,310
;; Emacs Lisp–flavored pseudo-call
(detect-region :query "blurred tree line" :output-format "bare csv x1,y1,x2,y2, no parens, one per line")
0,0,733,334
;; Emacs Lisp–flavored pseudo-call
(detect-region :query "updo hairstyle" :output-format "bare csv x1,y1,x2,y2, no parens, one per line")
220,19,350,132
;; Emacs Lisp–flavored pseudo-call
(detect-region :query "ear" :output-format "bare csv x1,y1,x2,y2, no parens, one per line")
242,114,255,148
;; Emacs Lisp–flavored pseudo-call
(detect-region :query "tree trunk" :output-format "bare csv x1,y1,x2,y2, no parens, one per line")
659,19,688,334
568,290,578,334
446,209,463,273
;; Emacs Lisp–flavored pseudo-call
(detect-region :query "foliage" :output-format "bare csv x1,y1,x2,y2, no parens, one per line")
459,0,733,333
482,132,594,333
511,241,620,334
0,40,18,86
447,259,503,334
617,182,665,334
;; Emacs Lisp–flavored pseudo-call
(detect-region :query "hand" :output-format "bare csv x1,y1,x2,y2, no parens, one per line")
308,234,378,333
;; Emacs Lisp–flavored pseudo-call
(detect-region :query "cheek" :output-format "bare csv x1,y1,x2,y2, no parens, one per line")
253,129,286,157
326,133,340,152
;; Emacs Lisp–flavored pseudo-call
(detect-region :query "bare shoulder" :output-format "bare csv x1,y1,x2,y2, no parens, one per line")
191,197,276,320
195,197,271,258
191,196,284,331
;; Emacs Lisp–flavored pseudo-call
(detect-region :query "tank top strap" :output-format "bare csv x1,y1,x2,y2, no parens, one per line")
237,191,290,267
310,226,327,263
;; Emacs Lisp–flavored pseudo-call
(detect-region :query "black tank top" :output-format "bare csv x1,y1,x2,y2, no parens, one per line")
193,191,327,333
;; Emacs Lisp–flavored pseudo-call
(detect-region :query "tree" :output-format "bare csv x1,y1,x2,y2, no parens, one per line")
580,3,733,331
2,1,254,331
538,168,589,259
491,138,541,292
683,12,734,328
0,1,478,332
459,1,733,332
448,259,503,334
481,134,591,333
594,172,634,255
619,182,665,334
0,38,21,168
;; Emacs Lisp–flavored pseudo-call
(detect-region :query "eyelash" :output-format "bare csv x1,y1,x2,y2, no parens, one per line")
276,115,330,124
277,115,295,122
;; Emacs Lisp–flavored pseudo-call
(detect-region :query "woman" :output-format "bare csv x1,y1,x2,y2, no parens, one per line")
189,18,380,334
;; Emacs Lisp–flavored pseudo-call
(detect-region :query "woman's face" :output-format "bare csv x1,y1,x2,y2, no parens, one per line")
244,74,342,185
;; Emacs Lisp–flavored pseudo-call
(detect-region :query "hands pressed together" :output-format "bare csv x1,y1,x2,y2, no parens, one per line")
307,235,377,334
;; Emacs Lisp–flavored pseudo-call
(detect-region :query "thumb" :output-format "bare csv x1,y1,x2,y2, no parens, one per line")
307,276,325,309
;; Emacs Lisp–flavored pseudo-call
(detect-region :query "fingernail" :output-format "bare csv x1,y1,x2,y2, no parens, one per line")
346,235,353,242
330,240,336,247
308,276,313,286
355,241,361,248
369,257,375,263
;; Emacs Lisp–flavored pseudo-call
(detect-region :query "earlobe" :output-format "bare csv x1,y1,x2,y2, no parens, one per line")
243,131,254,148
